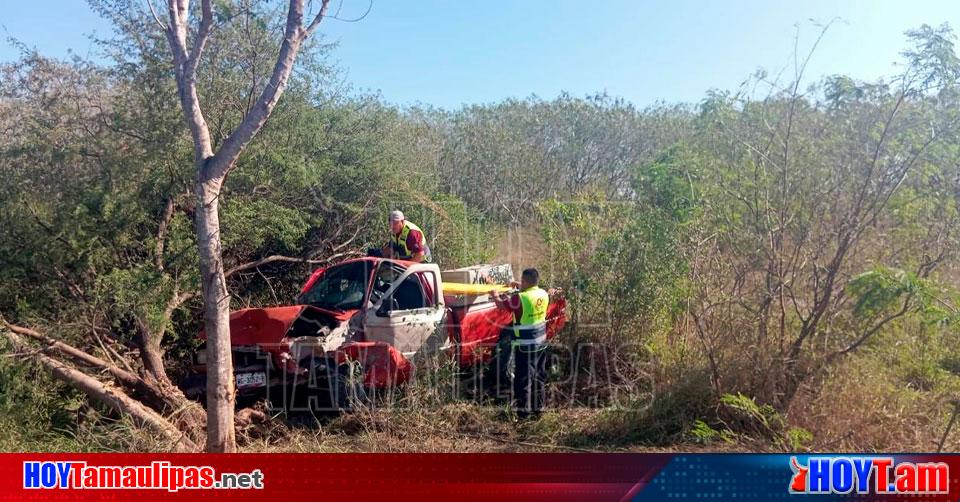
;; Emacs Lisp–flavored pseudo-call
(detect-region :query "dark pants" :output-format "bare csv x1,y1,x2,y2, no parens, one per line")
513,343,546,418
490,330,547,418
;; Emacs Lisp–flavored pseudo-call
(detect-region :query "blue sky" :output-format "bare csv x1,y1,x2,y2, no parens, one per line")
2,0,959,108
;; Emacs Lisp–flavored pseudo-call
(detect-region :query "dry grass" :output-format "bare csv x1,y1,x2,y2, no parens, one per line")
237,401,735,453
242,404,594,453
789,354,960,452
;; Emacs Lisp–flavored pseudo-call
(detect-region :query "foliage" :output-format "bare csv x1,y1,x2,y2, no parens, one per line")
0,337,83,451
539,147,697,341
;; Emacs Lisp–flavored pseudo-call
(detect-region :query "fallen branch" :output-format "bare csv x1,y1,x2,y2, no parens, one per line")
225,250,361,279
4,330,198,452
938,399,960,453
2,319,206,437
4,320,143,390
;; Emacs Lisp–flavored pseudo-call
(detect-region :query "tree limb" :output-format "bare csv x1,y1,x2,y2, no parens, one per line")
304,0,334,35
224,250,357,279
146,0,168,30
2,319,205,434
210,0,332,180
165,0,215,161
155,195,177,272
2,320,143,391
3,330,198,452
828,295,913,362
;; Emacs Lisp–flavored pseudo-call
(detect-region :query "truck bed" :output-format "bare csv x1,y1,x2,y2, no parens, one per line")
443,291,567,366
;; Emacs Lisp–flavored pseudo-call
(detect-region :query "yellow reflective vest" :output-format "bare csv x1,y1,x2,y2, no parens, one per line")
392,220,432,262
513,286,549,345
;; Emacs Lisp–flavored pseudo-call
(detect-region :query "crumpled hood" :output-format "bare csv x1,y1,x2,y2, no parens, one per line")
199,305,355,346
227,305,305,345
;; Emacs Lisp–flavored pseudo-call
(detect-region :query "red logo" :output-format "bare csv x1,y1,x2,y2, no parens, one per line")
790,457,808,492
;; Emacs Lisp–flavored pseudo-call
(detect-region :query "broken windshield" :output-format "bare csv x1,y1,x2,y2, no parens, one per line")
297,261,373,311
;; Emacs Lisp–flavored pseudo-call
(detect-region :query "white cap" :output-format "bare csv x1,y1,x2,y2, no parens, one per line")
389,210,404,222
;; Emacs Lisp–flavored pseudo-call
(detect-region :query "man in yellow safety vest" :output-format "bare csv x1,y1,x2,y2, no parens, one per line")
492,267,550,420
381,210,432,263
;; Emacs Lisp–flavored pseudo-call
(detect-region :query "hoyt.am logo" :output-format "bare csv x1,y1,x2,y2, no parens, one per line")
789,456,949,495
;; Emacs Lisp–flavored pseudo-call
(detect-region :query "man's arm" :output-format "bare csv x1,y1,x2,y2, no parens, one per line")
493,290,522,320
405,229,426,262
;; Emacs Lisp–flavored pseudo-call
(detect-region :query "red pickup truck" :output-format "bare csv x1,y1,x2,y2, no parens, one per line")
185,257,566,410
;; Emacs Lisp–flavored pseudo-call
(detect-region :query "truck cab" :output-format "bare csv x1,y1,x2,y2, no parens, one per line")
298,259,447,358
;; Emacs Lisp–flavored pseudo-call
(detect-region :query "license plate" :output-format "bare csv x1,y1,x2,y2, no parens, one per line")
235,372,266,389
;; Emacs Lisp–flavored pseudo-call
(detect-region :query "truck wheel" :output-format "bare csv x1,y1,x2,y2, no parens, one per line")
292,357,371,414
288,356,338,415
329,360,370,411
477,332,513,401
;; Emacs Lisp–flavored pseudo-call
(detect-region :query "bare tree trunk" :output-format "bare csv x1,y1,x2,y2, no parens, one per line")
135,318,171,385
195,176,236,452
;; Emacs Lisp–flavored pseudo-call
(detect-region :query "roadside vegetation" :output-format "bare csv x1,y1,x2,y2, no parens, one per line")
1,1,959,452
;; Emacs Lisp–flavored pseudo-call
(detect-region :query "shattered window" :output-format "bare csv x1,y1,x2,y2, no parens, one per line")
297,261,372,311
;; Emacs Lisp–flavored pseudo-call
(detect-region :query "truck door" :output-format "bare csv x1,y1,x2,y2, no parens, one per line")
363,263,446,357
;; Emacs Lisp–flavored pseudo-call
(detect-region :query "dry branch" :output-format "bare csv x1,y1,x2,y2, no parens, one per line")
3,329,198,452
2,319,206,438
4,320,143,389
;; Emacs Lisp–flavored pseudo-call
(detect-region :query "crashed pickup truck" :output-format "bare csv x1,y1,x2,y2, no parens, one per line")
183,258,566,409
